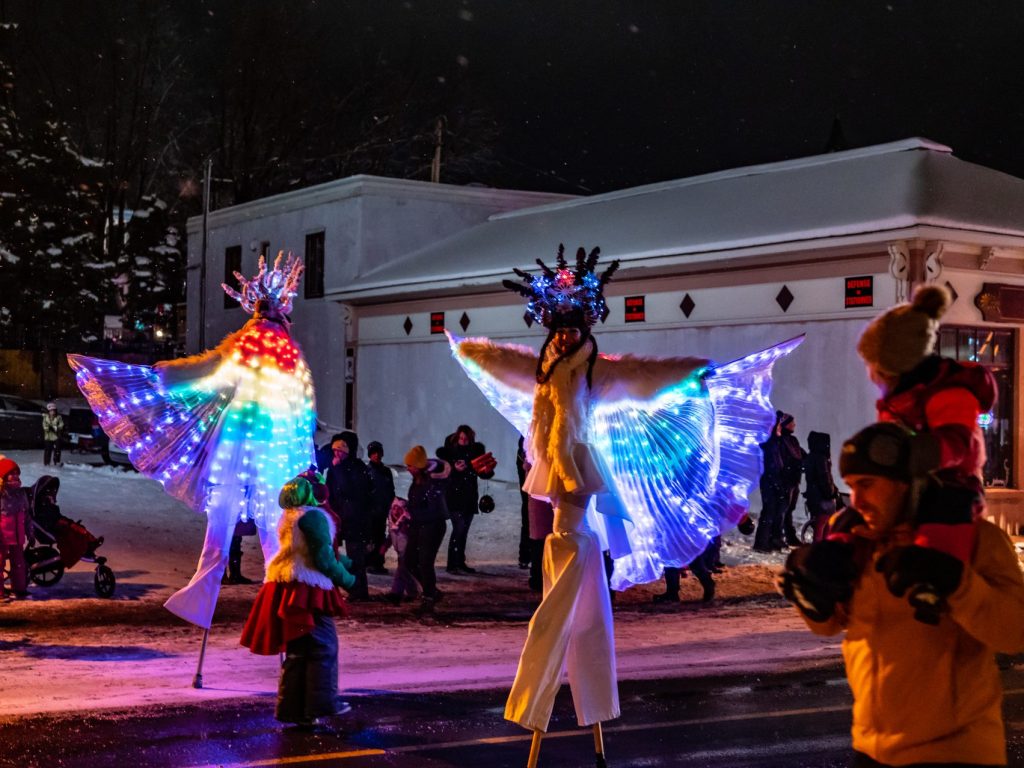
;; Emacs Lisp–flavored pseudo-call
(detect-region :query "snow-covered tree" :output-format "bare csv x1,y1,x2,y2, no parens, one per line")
0,52,109,351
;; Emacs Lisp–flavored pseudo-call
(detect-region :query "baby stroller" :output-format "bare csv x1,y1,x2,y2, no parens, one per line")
25,475,115,598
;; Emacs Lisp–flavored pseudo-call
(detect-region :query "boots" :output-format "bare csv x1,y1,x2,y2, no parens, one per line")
223,556,254,585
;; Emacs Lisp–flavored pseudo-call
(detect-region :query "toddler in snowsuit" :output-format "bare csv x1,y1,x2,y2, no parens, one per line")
0,456,31,599
382,497,418,604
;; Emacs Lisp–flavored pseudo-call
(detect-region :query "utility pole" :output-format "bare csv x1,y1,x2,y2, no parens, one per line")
431,116,445,183
198,155,213,349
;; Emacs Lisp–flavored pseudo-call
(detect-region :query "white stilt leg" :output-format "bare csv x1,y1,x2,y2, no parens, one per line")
192,628,210,689
593,722,607,767
527,729,543,768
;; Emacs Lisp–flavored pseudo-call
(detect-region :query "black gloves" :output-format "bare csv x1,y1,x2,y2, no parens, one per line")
906,432,942,478
780,541,858,623
875,545,963,625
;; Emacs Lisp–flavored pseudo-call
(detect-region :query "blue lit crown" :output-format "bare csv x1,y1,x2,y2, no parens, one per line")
222,251,303,316
503,245,619,329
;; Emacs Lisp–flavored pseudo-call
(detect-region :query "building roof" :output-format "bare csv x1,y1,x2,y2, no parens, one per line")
332,138,1024,302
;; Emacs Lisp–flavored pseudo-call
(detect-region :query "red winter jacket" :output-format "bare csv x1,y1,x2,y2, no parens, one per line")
877,355,996,559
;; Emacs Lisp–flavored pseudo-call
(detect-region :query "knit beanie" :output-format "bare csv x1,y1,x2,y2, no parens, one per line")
0,455,19,479
367,441,384,457
404,445,428,469
839,423,915,482
857,285,950,378
297,467,327,505
278,477,316,509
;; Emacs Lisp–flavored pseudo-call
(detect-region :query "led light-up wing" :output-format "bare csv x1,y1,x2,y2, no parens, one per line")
68,320,317,530
446,332,536,436
595,335,804,590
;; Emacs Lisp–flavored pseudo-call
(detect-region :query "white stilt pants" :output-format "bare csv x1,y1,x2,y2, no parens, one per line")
164,498,278,629
504,498,620,732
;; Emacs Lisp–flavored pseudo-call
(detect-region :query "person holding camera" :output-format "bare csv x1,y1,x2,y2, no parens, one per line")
436,424,495,575
779,422,1024,767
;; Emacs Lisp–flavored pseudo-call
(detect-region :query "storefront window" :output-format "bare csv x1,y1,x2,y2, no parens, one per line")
938,326,1014,487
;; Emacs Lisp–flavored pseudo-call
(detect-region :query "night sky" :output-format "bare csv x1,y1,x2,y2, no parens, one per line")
9,1,1024,196
336,1,1024,193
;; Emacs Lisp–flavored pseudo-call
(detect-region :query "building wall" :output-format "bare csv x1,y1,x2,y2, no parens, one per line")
185,178,571,429
353,266,892,485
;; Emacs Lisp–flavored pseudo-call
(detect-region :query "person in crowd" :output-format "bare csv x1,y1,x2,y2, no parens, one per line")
753,410,804,552
779,422,1024,767
315,432,345,473
436,424,495,574
382,497,418,605
30,475,103,567
515,436,531,570
240,476,355,731
653,536,718,604
42,402,64,467
325,431,373,601
403,445,450,613
0,456,31,599
526,495,554,593
365,441,395,576
222,516,257,585
803,431,839,544
857,284,996,601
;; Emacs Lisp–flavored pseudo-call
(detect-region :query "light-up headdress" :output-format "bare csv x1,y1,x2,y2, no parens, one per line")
222,251,303,316
503,244,619,329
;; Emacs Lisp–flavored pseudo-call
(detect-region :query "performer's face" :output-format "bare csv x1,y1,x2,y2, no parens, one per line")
552,327,582,354
3,472,21,489
844,473,909,533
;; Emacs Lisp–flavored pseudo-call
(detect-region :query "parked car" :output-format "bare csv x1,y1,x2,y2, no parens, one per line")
0,394,47,447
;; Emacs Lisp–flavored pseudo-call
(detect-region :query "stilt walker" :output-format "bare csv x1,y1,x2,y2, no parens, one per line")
448,245,800,766
68,253,317,645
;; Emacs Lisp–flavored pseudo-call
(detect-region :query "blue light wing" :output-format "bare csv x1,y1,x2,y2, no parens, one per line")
596,335,803,590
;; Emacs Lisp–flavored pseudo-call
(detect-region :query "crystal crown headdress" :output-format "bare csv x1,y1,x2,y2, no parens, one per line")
503,244,619,328
222,251,303,316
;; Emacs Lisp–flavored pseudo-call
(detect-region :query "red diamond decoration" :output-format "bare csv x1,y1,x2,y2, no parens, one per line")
776,285,794,312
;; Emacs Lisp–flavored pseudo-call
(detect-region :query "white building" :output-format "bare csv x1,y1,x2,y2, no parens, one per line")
187,138,1024,525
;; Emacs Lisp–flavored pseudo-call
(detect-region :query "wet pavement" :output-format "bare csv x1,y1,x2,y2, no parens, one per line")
6,664,1024,767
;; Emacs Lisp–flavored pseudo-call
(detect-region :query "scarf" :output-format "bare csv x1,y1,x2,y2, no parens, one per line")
529,337,594,493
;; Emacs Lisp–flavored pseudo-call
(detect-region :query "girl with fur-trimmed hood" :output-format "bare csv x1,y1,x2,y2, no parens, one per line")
240,476,355,729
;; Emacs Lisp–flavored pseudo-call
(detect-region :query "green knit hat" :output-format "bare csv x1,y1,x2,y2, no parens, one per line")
278,477,316,509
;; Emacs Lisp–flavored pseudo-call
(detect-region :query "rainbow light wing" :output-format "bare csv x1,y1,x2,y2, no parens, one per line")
68,321,316,531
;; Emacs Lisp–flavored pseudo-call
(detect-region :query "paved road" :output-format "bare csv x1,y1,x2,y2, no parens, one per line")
5,665,1024,767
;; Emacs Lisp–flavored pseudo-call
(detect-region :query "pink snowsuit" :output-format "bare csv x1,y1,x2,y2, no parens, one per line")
1,486,31,597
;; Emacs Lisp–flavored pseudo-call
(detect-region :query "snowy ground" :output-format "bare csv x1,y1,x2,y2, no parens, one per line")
0,449,843,720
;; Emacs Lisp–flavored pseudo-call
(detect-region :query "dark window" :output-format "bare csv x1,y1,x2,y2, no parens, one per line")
224,245,242,309
938,326,1015,488
304,232,325,299
259,241,270,260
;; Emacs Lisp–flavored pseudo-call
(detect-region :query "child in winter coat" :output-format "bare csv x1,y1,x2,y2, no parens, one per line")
0,456,32,599
857,285,996,617
382,497,417,604
240,476,356,729
780,422,1024,767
